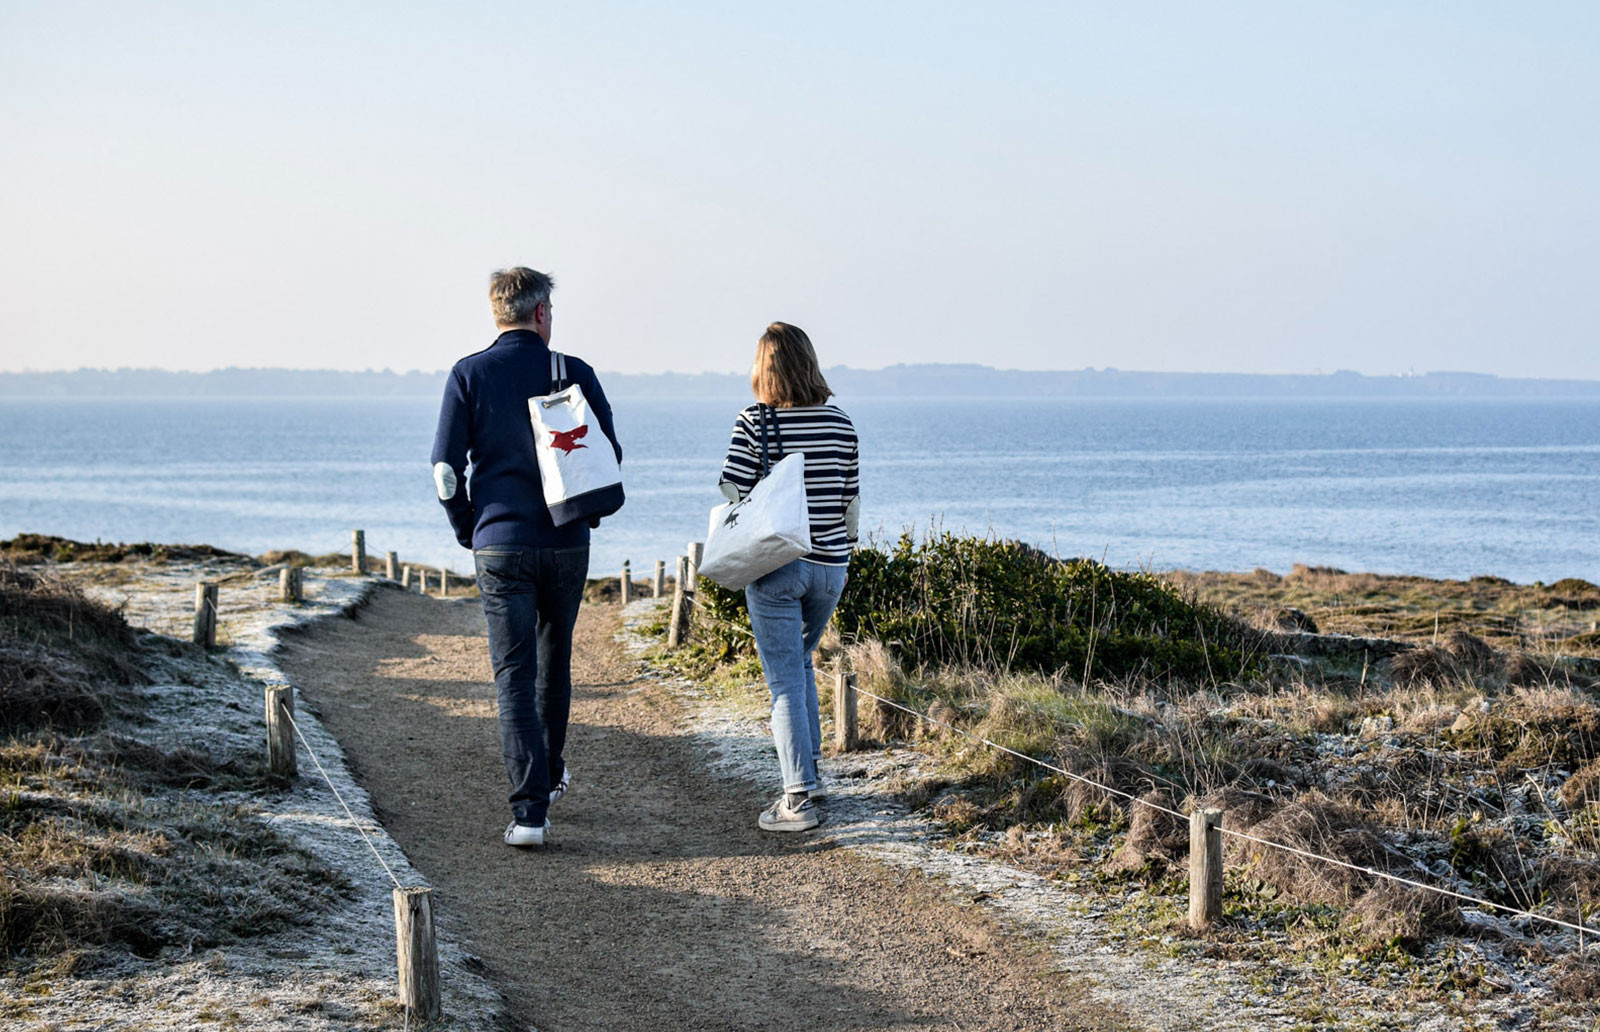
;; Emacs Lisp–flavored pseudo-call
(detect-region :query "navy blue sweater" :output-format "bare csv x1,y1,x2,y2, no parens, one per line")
431,330,622,550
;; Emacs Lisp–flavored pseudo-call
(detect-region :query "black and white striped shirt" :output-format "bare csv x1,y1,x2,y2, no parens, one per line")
719,403,860,566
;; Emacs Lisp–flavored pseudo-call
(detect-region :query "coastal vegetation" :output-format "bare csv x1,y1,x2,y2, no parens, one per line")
0,561,346,973
644,534,1600,1007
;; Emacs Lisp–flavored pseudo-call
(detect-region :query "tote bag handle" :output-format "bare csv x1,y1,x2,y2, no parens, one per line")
549,351,569,391
758,404,786,477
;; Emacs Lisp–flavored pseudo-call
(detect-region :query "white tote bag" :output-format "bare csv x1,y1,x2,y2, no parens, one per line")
699,407,812,589
527,352,625,527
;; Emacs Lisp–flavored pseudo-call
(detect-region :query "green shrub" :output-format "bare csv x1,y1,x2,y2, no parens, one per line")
697,532,1255,682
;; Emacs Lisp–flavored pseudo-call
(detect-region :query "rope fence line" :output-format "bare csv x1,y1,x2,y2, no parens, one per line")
244,533,442,1022
280,704,401,889
850,682,1596,941
646,567,1596,941
859,686,1186,820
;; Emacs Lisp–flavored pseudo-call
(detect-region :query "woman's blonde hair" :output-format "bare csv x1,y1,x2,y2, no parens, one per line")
751,322,833,407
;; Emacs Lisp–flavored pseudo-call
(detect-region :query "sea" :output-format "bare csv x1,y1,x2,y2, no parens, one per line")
2,395,1597,585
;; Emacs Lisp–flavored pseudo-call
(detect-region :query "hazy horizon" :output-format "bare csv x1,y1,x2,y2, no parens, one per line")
5,360,1600,382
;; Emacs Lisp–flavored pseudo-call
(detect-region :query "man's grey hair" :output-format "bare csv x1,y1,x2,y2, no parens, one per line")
489,267,556,327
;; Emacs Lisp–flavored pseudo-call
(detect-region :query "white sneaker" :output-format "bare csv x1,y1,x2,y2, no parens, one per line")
503,819,551,847
808,779,827,803
549,764,571,805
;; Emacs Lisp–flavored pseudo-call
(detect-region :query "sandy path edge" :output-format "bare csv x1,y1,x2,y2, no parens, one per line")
275,585,1127,1032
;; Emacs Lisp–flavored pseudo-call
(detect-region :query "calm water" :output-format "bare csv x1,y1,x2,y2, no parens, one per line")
2,396,1597,584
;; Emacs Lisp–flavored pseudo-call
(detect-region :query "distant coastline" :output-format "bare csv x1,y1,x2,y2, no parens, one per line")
3,364,1600,399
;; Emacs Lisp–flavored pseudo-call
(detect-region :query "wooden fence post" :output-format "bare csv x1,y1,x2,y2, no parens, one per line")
279,567,303,603
620,561,632,605
686,541,704,587
439,569,449,597
192,582,218,647
653,560,666,598
265,685,297,777
401,566,412,591
834,670,858,750
393,886,441,1022
351,530,366,573
386,551,399,580
667,556,693,648
1189,808,1224,930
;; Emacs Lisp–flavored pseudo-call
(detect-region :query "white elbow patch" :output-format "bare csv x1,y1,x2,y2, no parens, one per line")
433,462,458,500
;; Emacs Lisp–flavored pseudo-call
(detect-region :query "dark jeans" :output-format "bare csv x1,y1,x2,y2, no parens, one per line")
473,545,589,825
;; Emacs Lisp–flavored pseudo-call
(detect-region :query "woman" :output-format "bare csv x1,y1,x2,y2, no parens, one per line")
719,322,860,832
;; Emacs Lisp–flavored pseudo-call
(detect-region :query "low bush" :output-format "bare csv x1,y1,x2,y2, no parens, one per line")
697,532,1256,682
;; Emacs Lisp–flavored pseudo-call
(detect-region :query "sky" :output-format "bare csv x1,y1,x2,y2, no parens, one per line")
1,2,1597,378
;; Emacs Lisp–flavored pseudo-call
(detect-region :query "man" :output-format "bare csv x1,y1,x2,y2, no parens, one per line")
431,267,622,847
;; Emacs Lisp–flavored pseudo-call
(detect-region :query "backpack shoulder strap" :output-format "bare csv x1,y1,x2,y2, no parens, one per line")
549,351,568,391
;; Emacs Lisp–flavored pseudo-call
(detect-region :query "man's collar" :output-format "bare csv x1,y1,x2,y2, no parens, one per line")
493,328,549,347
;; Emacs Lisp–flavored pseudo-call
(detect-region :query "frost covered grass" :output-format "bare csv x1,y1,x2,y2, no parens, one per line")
0,560,348,971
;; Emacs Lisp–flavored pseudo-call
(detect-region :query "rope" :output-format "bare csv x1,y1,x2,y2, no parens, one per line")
1215,825,1594,937
280,703,401,889
850,683,1596,939
281,694,417,1031
857,685,1185,819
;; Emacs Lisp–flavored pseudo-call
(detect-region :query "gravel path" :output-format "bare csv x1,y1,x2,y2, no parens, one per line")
276,586,1125,1032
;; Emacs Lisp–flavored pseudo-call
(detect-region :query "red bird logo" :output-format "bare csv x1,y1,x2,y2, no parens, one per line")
550,424,589,454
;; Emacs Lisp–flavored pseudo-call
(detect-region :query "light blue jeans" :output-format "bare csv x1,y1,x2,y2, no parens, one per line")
744,558,848,793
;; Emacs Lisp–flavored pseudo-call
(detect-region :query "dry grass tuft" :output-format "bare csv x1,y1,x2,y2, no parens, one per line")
1387,647,1460,688
1547,577,1600,599
847,639,914,741
1345,881,1458,943
0,563,144,733
1442,630,1496,675
1106,790,1185,873
1502,653,1571,689
1224,792,1391,904
1559,760,1600,808
256,549,318,568
1552,954,1600,1001
1272,608,1318,633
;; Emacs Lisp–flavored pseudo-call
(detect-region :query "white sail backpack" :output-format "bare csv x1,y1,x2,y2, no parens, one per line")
699,405,812,589
527,352,625,526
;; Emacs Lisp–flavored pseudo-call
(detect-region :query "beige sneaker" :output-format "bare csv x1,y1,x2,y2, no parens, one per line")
758,794,820,832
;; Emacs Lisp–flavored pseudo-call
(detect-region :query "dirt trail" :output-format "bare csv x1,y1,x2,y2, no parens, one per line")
276,586,1124,1032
